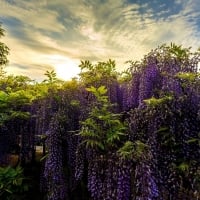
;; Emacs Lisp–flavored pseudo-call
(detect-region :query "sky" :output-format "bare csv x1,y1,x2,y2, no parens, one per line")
1,0,200,81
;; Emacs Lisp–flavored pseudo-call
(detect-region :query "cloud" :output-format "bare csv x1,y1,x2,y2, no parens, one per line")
1,0,200,80
1,0,66,32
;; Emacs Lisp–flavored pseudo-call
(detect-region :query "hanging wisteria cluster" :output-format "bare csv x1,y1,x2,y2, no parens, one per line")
42,113,68,200
126,44,200,199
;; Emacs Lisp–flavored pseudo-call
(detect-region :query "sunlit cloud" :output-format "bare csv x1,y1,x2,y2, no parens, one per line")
1,0,200,81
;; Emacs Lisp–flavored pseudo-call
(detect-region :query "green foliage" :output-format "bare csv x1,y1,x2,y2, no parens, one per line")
118,68,132,83
118,141,134,159
0,71,60,126
0,166,28,200
176,72,199,82
7,90,33,106
0,90,8,106
118,140,148,160
79,59,118,86
80,86,127,152
42,70,65,96
29,82,49,99
4,90,32,116
143,96,173,107
0,86,34,125
125,60,141,73
0,75,34,92
0,73,56,102
9,111,31,120
169,43,190,60
70,99,80,107
43,70,58,83
176,162,189,172
186,137,200,145
86,85,107,102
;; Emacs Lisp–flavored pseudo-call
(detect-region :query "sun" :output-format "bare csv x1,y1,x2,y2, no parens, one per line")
49,55,80,80
55,62,80,81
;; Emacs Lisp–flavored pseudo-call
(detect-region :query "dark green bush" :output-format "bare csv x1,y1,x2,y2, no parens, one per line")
0,166,28,200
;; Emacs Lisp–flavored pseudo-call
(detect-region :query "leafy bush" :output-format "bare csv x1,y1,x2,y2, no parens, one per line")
80,86,127,152
0,166,28,200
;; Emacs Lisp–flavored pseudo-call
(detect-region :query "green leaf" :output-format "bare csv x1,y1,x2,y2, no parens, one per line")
70,100,80,106
177,162,189,172
40,153,49,162
5,189,12,194
118,141,135,159
176,72,198,82
97,85,107,95
144,96,172,106
10,111,30,120
156,127,169,133
186,138,199,144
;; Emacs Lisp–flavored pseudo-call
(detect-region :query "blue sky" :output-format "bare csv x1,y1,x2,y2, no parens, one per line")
1,0,200,81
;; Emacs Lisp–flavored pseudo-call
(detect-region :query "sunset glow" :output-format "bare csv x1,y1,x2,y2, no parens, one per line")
54,60,80,81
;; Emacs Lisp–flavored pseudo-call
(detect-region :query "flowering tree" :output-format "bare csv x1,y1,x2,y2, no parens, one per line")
124,43,200,199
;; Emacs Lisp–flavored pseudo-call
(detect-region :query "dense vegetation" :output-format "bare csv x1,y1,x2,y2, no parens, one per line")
0,24,200,200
